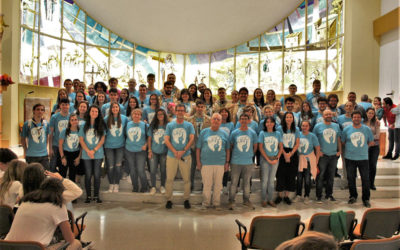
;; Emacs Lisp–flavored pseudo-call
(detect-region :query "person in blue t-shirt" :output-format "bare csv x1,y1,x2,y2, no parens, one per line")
58,114,80,182
294,120,320,204
119,88,130,112
276,112,300,205
71,90,87,113
164,104,195,209
49,98,70,172
146,73,162,97
342,110,374,208
258,116,283,207
125,96,140,119
196,113,230,209
219,107,235,193
312,109,342,203
284,97,300,127
313,97,328,124
21,103,50,170
51,89,68,115
306,79,326,112
79,105,105,204
104,102,127,193
137,84,150,109
148,109,169,195
338,101,355,130
299,101,316,130
234,106,259,134
125,108,148,193
143,94,161,124
101,88,125,117
76,101,88,127
228,113,258,210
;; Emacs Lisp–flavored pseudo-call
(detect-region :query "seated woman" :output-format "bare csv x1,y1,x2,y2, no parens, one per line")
6,178,82,249
0,160,27,207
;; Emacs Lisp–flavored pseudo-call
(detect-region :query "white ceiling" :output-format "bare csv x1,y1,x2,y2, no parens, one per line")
75,0,302,54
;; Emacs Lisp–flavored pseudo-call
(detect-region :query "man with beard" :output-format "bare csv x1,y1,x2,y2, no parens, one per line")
327,93,341,123
231,87,261,124
159,81,178,115
306,79,326,112
164,73,180,99
87,84,96,105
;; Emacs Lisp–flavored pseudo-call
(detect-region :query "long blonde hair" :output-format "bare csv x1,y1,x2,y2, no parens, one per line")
0,160,27,203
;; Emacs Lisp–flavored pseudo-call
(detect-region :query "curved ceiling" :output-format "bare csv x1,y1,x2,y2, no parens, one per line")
75,0,302,54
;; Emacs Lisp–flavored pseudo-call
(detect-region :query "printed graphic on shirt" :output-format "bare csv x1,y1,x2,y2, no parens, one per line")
196,122,204,135
312,98,318,110
58,120,68,133
154,128,165,144
66,134,79,149
104,108,110,116
147,113,155,123
323,128,336,144
31,127,45,143
264,136,278,152
237,135,251,152
172,128,187,144
207,135,222,152
282,133,295,148
299,138,309,153
350,132,365,147
110,124,123,137
86,128,99,145
127,127,142,142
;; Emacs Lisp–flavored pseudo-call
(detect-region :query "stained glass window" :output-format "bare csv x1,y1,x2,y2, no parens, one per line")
62,40,84,82
185,54,210,87
134,45,159,87
306,42,327,92
210,50,235,93
85,45,109,85
62,1,85,43
327,37,343,91
159,53,185,89
283,49,305,93
20,28,38,84
40,0,62,37
21,0,39,30
110,49,134,88
39,35,61,87
86,16,110,47
236,53,259,93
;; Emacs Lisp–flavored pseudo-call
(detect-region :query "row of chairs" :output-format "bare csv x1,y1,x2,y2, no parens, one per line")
0,204,87,250
235,207,400,250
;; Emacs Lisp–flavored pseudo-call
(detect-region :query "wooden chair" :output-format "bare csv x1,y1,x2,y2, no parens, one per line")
235,214,305,250
307,211,356,240
352,207,400,240
0,240,45,250
350,235,400,250
0,205,14,239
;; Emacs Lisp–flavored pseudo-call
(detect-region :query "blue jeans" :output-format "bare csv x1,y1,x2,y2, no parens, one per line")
83,159,103,198
229,164,254,202
316,154,338,198
126,150,148,192
368,145,380,187
345,159,370,201
260,157,278,202
105,147,124,185
149,152,167,188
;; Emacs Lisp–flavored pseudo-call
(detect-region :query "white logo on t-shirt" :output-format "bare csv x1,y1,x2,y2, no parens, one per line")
110,124,123,137
66,134,79,149
207,135,222,152
31,127,45,143
86,128,99,145
128,127,141,142
350,132,365,147
282,133,295,148
154,129,165,144
323,128,336,144
264,136,278,152
147,112,155,123
172,128,187,144
237,135,251,152
58,120,68,133
299,138,309,153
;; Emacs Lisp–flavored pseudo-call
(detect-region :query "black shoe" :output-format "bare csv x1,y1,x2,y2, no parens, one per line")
94,197,102,203
370,185,376,190
283,197,292,205
363,200,371,208
166,201,173,209
383,154,392,159
335,173,341,178
316,197,323,204
85,197,91,203
184,200,191,209
392,154,399,160
326,196,336,202
348,197,357,204
274,196,282,204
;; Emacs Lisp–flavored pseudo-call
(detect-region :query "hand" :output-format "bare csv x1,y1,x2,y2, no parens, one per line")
176,151,185,159
61,158,67,166
224,163,229,172
196,162,202,170
74,157,80,166
141,145,147,151
271,159,278,165
45,170,63,180
173,150,179,159
336,151,341,157
284,153,291,163
319,152,324,158
88,150,95,159
148,151,153,159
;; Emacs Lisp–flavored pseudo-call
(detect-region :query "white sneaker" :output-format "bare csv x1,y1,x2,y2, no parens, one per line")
293,195,302,203
107,185,114,193
150,187,157,195
304,197,310,204
113,185,119,193
160,186,166,194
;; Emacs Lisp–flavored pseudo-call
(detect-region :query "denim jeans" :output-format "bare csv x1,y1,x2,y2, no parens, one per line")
105,147,124,185
50,146,61,172
345,159,370,201
149,152,167,188
260,157,278,202
229,164,254,202
83,159,103,198
59,150,79,182
368,145,380,187
316,154,338,198
297,162,311,197
26,156,50,171
126,150,148,192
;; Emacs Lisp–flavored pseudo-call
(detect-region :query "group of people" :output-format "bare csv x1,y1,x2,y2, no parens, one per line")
18,73,400,210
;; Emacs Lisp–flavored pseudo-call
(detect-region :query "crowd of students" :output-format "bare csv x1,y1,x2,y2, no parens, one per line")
14,73,400,211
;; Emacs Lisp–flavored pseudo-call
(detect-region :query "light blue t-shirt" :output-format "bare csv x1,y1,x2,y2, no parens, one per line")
125,121,147,152
359,102,373,112
78,124,104,159
142,106,157,123
312,122,341,156
258,131,282,157
104,115,127,149
298,132,319,155
196,128,229,165
276,126,300,149
137,96,150,109
284,111,300,127
182,102,193,115
306,92,326,111
338,115,353,130
50,112,70,146
129,90,139,98
342,125,373,161
313,111,325,124
234,120,259,134
160,96,175,112
101,103,126,118
22,119,50,157
147,89,162,97
68,92,76,103
59,129,80,152
298,114,316,130
148,125,167,154
165,121,195,157
230,128,257,165
220,122,234,135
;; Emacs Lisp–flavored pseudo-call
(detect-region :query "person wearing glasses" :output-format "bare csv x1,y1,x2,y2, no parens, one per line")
21,103,51,170
137,84,150,109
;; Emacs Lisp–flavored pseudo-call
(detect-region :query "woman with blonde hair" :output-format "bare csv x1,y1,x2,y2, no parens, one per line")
0,160,27,207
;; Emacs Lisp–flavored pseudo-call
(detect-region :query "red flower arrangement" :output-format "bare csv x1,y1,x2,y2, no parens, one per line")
0,74,14,90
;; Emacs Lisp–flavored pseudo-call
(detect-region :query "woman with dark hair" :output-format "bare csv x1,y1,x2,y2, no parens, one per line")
119,88,130,111
219,107,235,194
299,101,316,130
143,94,161,123
178,88,195,116
0,160,27,207
94,81,107,94
72,91,87,112
79,105,105,203
273,100,283,125
148,109,169,195
253,88,265,108
365,107,380,190
6,178,82,249
275,112,300,205
52,89,69,115
76,101,89,126
373,96,384,120
200,88,214,117
258,116,283,207
188,83,198,101
265,89,276,106
104,102,127,193
125,96,140,119
94,92,107,110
